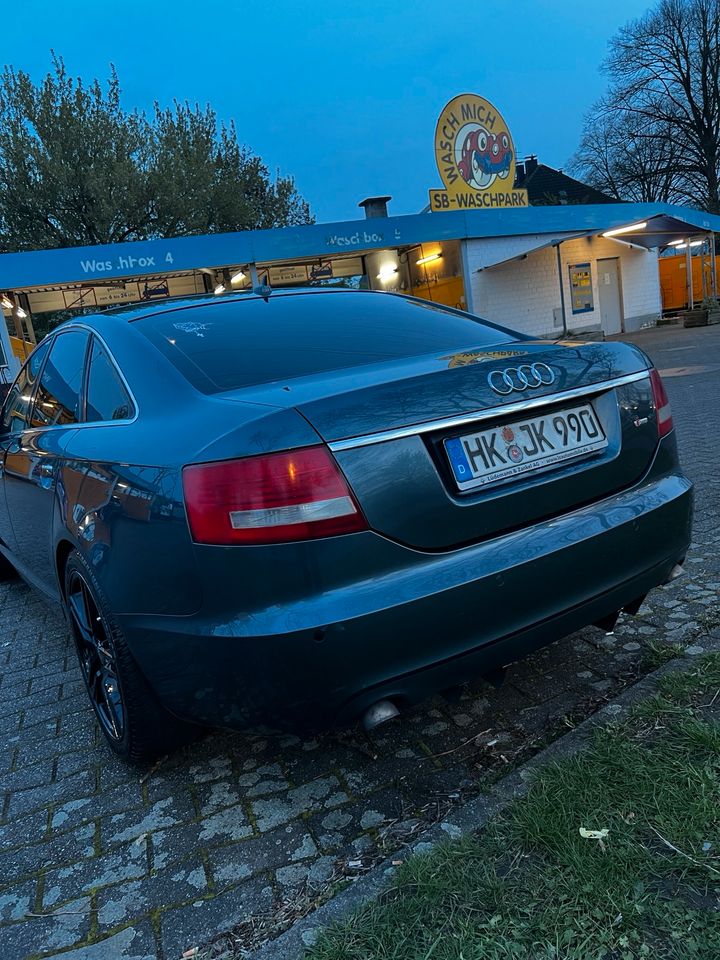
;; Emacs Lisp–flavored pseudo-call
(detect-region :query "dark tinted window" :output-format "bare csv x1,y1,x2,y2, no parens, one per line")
136,292,516,393
30,329,89,428
1,340,51,435
85,339,134,422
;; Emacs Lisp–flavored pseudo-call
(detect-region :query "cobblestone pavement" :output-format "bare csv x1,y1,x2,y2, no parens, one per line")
0,324,718,960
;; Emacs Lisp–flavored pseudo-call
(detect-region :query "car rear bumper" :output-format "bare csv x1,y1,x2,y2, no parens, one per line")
118,467,693,732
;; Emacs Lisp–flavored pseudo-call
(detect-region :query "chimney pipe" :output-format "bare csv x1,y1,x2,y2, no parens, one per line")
358,196,392,219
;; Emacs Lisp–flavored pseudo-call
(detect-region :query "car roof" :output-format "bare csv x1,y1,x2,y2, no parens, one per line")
102,286,375,325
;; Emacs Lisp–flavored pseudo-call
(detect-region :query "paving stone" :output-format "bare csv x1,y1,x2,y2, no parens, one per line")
0,895,91,956
46,922,157,959
252,776,349,832
0,808,48,851
197,804,254,844
207,821,317,887
53,779,145,833
306,788,405,853
96,859,207,929
160,878,274,960
42,838,149,908
5,768,96,820
0,879,35,922
0,821,95,886
104,793,196,846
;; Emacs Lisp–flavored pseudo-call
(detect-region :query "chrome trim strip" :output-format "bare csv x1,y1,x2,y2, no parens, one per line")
328,370,649,452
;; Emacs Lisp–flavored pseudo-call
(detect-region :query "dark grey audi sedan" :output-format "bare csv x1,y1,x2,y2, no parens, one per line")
0,289,692,761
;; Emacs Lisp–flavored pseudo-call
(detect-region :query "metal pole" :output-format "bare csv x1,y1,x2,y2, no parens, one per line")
711,233,718,298
686,239,693,309
555,242,568,338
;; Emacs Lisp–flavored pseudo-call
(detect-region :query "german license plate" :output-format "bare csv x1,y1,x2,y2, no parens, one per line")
444,403,608,491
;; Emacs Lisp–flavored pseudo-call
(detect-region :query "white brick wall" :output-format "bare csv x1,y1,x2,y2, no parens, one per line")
463,234,661,337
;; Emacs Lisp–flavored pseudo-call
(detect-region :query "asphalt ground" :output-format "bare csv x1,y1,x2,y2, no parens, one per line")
0,321,717,960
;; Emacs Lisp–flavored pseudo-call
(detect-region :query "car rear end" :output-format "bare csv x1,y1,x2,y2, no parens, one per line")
121,291,692,732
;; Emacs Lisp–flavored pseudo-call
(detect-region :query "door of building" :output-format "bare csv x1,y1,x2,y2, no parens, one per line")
597,258,623,335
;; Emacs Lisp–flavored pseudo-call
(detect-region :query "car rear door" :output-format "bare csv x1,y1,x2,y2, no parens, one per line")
4,328,89,588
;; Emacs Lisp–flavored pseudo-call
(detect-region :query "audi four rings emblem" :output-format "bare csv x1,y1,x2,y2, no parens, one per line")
487,363,556,395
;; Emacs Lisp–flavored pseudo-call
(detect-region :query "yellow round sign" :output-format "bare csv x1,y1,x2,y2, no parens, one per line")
429,94,528,211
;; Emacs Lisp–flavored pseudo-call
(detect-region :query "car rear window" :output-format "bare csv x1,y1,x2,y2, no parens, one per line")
134,292,517,393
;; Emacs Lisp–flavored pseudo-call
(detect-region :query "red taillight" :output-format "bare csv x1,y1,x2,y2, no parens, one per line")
182,445,367,545
649,368,673,438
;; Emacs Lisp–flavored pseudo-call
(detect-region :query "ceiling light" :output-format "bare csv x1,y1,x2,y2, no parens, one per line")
16,307,27,319
1,295,12,310
214,284,225,295
230,270,246,284
377,264,398,282
668,239,685,246
602,221,648,238
416,253,443,266
673,240,703,249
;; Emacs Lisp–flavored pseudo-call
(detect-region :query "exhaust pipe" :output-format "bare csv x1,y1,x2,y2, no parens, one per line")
362,699,400,732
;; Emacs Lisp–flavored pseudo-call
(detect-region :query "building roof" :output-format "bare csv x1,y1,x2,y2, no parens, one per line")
515,158,616,206
1,203,718,292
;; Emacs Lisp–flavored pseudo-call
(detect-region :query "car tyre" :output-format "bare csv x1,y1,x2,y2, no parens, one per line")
64,550,198,763
0,551,18,581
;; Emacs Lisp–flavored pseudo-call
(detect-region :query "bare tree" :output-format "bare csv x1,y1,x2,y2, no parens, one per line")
572,0,720,212
572,105,687,203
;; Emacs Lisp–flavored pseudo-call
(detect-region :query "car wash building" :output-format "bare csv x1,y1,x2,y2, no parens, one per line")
0,92,718,377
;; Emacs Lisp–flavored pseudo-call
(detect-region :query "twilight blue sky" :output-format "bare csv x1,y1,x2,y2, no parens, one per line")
1,0,652,224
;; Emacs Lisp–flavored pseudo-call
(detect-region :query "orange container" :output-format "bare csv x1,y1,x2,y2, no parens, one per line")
659,253,718,311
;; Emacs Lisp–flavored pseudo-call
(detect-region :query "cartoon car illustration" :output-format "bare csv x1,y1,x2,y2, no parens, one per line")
458,129,513,187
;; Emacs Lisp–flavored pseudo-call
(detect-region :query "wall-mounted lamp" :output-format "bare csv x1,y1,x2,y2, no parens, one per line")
16,307,27,319
602,221,648,238
230,270,246,284
377,264,398,283
672,240,703,250
0,295,12,310
416,253,443,266
214,284,225,295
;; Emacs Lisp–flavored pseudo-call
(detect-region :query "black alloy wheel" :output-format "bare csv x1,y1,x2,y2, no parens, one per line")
67,568,126,742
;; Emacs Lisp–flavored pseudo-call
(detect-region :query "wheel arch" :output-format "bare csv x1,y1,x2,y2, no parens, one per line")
55,538,76,599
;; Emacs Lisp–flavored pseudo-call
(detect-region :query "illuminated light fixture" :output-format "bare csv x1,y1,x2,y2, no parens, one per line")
673,240,703,250
416,252,442,266
16,307,27,319
377,263,398,282
602,221,648,238
1,295,12,310
230,269,246,284
214,284,225,295
668,239,685,247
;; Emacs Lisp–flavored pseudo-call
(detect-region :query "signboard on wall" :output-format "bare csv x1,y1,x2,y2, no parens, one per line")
268,264,309,284
95,285,138,306
429,94,529,212
568,262,594,314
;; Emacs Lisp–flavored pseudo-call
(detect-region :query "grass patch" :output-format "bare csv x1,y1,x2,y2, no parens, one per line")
307,655,720,960
641,639,686,670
